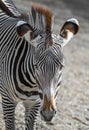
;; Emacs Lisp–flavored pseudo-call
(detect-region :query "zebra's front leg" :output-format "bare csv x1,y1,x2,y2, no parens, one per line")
23,100,41,130
2,96,16,130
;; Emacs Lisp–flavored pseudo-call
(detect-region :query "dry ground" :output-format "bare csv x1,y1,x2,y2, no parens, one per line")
0,0,89,130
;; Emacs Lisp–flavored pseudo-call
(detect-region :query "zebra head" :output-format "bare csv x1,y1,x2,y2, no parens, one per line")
33,18,79,122
16,3,79,122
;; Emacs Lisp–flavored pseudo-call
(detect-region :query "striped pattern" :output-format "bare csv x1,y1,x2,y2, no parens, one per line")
0,4,41,130
0,0,21,17
0,0,71,130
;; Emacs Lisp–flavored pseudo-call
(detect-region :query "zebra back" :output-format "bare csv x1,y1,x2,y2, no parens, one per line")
0,0,21,17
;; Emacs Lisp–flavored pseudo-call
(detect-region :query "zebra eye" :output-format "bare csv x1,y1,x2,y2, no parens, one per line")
34,64,39,70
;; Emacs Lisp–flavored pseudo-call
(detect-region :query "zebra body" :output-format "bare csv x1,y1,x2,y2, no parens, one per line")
0,0,79,130
0,9,41,130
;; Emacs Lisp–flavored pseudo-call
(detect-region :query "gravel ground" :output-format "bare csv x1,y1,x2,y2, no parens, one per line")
0,0,89,130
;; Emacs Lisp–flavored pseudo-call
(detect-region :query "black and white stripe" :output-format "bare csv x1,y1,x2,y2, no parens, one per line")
0,2,41,129
0,0,79,129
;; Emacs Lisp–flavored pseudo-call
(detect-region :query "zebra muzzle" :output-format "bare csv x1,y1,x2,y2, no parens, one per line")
40,94,56,122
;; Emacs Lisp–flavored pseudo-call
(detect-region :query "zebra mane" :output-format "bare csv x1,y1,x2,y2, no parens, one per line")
31,3,52,34
0,0,21,17
28,3,53,47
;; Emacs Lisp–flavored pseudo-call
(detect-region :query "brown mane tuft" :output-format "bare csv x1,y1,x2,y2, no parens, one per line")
31,3,53,34
31,3,53,47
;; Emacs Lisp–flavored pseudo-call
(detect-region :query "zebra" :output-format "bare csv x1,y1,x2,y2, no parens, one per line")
0,0,79,130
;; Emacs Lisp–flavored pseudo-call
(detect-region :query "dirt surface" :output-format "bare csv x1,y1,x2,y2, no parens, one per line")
0,0,89,130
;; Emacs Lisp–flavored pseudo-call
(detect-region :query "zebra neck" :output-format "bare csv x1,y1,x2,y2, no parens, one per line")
17,42,36,88
12,40,37,99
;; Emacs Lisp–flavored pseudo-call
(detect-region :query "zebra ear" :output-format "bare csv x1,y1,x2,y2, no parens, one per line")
60,18,79,38
16,21,33,41
59,18,79,47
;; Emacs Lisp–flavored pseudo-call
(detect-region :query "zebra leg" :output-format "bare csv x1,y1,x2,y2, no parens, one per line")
23,100,41,130
2,96,16,130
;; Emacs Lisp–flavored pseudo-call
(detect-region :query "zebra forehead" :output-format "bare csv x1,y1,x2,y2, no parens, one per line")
35,48,64,67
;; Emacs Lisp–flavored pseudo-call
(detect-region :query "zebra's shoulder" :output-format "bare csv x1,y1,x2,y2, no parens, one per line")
0,0,21,17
